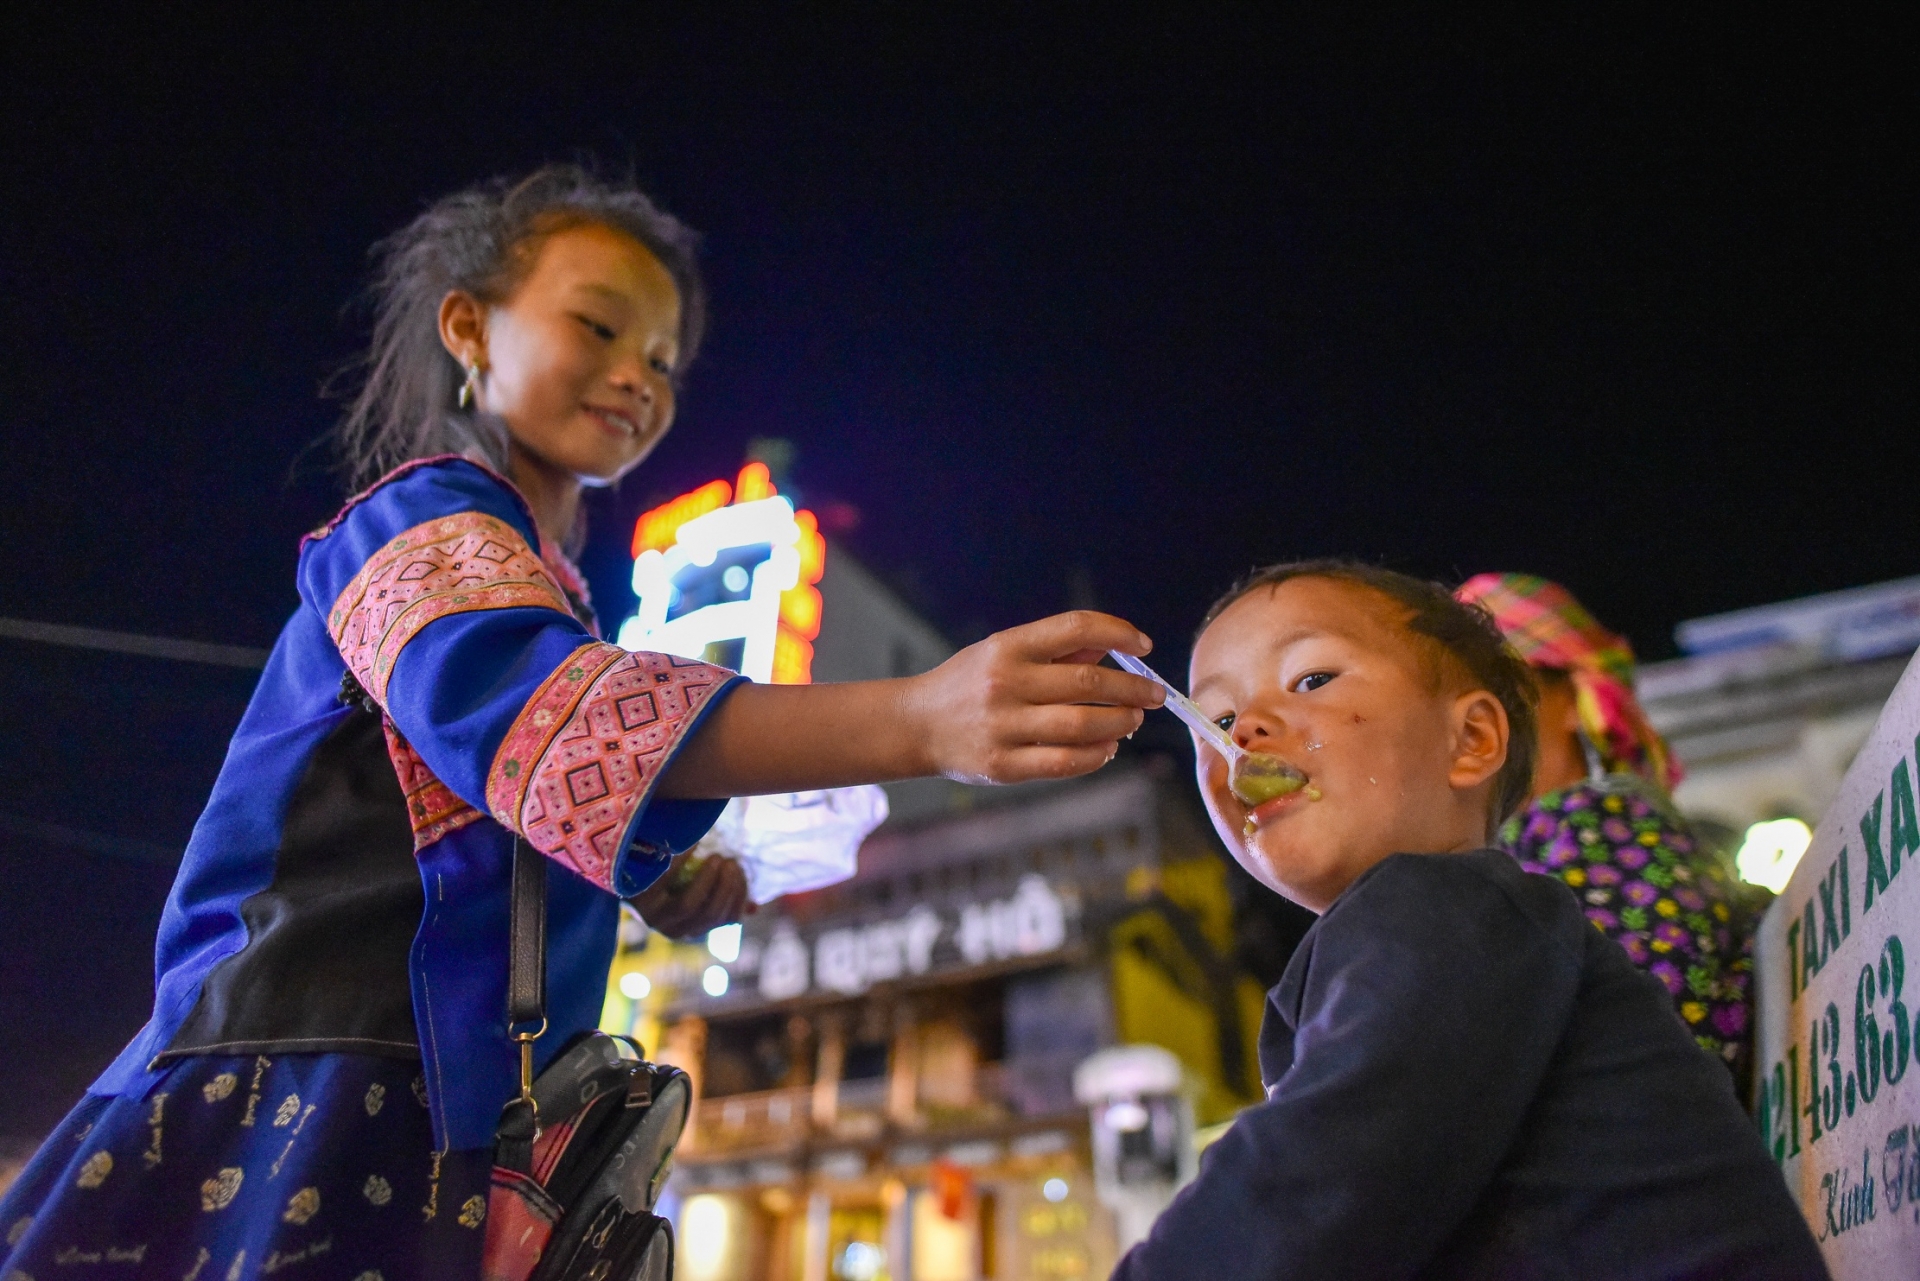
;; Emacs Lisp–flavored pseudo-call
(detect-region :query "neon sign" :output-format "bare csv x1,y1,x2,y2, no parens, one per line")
616,462,826,684
731,874,1072,1002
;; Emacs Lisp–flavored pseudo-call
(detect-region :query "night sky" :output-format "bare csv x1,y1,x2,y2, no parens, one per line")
0,10,1911,1133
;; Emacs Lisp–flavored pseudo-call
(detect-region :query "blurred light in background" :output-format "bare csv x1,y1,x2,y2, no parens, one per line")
702,965,730,997
708,922,743,962
911,1188,976,1280
618,971,651,1001
1043,1177,1070,1202
679,1194,737,1281
838,1241,886,1281
1737,817,1813,893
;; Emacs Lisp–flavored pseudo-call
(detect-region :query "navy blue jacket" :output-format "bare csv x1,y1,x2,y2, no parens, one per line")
92,458,740,1151
1114,850,1827,1279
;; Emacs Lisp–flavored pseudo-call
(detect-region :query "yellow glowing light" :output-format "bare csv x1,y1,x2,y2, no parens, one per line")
679,1195,736,1281
776,508,827,674
771,628,816,686
1737,817,1813,893
912,1189,976,1280
633,479,733,556
779,584,824,639
793,508,825,582
735,460,775,504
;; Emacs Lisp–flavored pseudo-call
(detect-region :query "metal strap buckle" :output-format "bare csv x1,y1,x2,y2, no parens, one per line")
509,1017,548,1129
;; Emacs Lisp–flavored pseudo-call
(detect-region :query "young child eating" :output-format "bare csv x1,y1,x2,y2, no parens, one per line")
1112,561,1825,1279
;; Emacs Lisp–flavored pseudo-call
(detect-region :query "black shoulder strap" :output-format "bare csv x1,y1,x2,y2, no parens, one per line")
508,836,548,1034
499,836,549,1168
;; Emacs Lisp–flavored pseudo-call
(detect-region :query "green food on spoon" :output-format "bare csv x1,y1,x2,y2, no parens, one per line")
1230,753,1308,806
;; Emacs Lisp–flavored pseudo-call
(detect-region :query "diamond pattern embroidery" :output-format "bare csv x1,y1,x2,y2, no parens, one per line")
616,692,660,729
488,643,729,892
328,512,572,705
566,763,611,806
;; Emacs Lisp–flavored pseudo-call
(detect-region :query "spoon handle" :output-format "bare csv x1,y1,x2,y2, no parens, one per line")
1107,650,1241,761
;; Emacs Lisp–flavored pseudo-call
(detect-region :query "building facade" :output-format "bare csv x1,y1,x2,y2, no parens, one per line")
1639,575,1920,838
603,767,1267,1281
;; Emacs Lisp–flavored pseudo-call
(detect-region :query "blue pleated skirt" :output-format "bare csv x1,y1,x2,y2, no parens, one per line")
1,1053,489,1279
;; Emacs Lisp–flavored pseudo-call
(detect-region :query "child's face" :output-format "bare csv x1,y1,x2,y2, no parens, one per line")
1189,577,1508,911
474,222,682,485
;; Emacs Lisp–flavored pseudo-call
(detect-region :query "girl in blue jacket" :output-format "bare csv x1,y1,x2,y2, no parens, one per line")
0,165,1158,1278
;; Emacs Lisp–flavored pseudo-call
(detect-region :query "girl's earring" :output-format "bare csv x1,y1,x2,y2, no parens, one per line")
459,362,481,410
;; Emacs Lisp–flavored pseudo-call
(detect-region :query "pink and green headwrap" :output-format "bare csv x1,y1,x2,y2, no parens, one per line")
1455,573,1682,790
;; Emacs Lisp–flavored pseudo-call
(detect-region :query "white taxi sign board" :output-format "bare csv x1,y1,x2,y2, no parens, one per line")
1755,648,1920,1275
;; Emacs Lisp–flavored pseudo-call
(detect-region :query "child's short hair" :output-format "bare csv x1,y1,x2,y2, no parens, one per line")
334,163,706,489
1200,560,1540,834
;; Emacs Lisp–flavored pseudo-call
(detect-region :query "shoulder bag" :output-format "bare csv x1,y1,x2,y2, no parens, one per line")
482,839,693,1281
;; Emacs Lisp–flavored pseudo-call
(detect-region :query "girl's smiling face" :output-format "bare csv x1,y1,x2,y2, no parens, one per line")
1188,577,1510,911
444,220,683,486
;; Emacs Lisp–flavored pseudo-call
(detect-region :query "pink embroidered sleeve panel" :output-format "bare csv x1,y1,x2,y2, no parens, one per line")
324,507,735,889
486,644,731,893
327,511,574,705
382,720,488,850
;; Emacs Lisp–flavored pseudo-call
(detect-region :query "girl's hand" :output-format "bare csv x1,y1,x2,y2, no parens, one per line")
631,853,752,939
902,610,1164,784
656,610,1162,799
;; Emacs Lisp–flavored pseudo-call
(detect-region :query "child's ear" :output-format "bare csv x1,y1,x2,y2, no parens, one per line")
438,289,489,368
1447,690,1509,793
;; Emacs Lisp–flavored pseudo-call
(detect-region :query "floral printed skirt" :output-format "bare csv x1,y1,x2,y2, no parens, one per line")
1,1053,489,1280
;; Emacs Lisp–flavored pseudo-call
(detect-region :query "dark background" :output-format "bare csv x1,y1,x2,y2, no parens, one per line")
0,9,1910,1137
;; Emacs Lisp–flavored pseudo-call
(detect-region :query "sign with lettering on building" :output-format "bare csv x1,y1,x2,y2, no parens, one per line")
692,875,1077,1008
1755,648,1920,1275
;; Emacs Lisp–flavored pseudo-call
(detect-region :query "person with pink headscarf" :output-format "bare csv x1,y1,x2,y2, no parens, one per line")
1457,573,1760,1097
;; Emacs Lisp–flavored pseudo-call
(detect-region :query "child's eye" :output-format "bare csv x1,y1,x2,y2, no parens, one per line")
576,315,616,341
1213,712,1236,733
1293,671,1335,693
650,355,674,376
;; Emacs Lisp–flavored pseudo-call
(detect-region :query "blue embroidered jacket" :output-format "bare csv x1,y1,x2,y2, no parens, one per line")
91,458,741,1152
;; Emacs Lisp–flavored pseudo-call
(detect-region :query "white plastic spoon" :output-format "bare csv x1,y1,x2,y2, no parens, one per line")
1107,651,1310,806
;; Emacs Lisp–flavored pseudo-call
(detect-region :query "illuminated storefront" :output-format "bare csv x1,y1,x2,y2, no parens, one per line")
604,769,1269,1280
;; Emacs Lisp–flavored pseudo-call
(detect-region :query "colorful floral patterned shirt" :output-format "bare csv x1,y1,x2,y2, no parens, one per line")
1498,779,1758,1084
